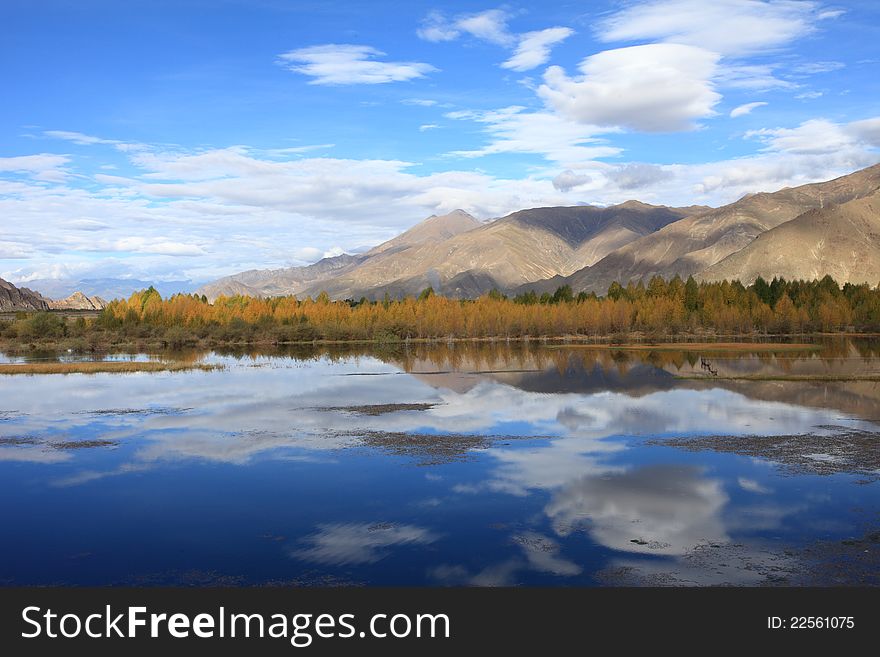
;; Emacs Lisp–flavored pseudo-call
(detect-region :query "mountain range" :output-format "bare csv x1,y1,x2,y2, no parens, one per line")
198,163,880,300
198,203,708,301
0,278,50,312
22,278,196,302
0,278,107,312
547,162,880,294
5,163,879,311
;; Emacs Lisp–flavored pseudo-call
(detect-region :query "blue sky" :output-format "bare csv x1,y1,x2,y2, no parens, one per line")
1,0,879,289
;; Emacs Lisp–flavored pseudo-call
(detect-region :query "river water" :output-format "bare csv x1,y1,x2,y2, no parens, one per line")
1,340,878,586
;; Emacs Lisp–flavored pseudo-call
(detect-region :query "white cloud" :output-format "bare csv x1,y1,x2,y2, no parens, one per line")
689,147,879,198
446,106,620,163
730,101,768,118
795,90,824,100
608,163,674,190
848,118,880,146
456,8,515,46
418,9,571,71
0,153,69,178
502,27,574,72
44,130,119,146
745,117,880,154
402,98,438,106
416,9,462,42
552,169,591,192
539,44,721,132
5,109,880,287
263,144,335,156
44,129,144,153
66,219,111,231
112,237,206,257
597,0,829,57
0,239,34,259
277,44,436,85
43,130,119,146
594,1,842,92
714,63,795,90
792,60,845,74
419,124,440,132
420,9,515,47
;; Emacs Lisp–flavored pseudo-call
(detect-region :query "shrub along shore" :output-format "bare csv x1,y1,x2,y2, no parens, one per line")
1,275,879,353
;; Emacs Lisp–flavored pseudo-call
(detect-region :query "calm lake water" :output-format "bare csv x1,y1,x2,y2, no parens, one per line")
1,340,879,586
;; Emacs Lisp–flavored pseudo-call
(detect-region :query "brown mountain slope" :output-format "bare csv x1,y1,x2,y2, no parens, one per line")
197,253,365,301
0,278,50,311
197,210,481,301
364,209,482,257
300,202,696,300
549,163,880,294
700,189,880,285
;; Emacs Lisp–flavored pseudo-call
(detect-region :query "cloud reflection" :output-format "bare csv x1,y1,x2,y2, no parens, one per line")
291,522,438,566
0,354,870,475
545,465,729,555
513,532,582,576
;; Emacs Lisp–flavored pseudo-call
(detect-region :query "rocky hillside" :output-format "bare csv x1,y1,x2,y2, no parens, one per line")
700,187,880,285
0,278,50,311
48,291,108,311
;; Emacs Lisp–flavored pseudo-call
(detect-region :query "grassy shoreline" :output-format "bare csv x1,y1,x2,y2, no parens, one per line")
0,361,219,375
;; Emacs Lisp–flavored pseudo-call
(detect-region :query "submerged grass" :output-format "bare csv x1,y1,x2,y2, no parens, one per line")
0,361,218,375
652,428,880,479
316,403,438,415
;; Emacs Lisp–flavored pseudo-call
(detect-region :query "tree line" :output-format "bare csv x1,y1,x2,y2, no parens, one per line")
1,275,879,349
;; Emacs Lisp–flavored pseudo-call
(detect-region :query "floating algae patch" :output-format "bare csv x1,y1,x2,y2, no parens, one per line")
597,541,800,587
652,429,880,479
795,529,880,586
127,570,247,587
78,407,193,417
124,569,362,588
316,403,438,416
51,439,119,450
0,435,117,449
0,436,39,446
354,431,492,465
335,430,538,466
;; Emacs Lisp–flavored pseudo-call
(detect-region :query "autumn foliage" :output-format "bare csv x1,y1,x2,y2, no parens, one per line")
85,275,880,343
3,275,878,352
